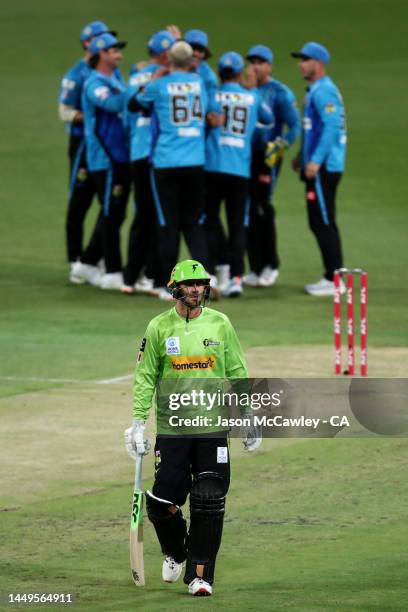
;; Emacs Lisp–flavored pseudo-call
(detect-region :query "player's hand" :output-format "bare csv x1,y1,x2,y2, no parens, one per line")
124,420,151,459
73,111,84,123
167,24,182,40
241,421,262,452
304,162,320,180
206,112,224,128
265,137,288,168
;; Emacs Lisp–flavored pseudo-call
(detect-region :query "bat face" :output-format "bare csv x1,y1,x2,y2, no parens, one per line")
130,489,145,586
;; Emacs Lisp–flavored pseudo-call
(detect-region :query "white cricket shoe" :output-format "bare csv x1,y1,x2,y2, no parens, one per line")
156,287,174,301
305,277,346,296
100,272,124,290
242,271,259,287
188,577,212,596
215,264,230,292
69,262,85,284
222,276,243,298
134,275,154,293
162,556,184,583
209,275,221,301
258,266,279,287
70,262,102,286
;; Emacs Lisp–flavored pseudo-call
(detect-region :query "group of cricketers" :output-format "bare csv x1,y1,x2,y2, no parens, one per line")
59,21,347,300
57,19,349,597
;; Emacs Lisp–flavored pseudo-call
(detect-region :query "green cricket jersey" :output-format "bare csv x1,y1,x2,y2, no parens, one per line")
133,306,248,431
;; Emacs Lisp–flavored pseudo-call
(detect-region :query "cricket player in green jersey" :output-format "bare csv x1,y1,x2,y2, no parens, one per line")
125,259,261,596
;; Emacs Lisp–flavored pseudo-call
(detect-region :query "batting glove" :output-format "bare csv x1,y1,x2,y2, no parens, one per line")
241,421,262,452
265,137,288,168
124,420,151,460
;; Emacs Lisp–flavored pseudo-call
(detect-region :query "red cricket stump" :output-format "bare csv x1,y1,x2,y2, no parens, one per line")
360,271,368,376
333,268,368,377
333,271,342,375
346,272,355,376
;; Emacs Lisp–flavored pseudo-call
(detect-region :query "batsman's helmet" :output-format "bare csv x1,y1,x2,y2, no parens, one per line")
167,259,210,304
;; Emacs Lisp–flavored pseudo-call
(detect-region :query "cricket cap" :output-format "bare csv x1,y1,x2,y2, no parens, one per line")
89,33,127,56
170,41,193,62
247,44,274,64
218,51,245,76
185,29,212,58
291,42,330,64
80,21,114,43
148,30,176,55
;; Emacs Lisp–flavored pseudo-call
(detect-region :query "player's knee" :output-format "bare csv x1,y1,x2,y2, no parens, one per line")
190,471,226,518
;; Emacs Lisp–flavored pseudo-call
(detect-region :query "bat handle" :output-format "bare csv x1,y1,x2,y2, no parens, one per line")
134,454,143,490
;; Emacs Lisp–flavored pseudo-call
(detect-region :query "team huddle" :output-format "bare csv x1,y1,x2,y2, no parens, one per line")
59,21,347,299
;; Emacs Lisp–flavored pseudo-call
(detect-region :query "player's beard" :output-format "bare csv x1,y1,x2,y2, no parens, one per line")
184,292,202,309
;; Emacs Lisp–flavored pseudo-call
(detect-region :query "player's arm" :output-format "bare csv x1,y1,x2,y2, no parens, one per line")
310,89,342,166
278,89,301,147
58,76,83,123
206,89,224,127
86,81,125,113
128,79,156,113
224,318,249,379
257,99,274,126
133,321,161,421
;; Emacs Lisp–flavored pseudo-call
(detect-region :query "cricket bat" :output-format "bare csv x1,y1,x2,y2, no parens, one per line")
130,453,145,586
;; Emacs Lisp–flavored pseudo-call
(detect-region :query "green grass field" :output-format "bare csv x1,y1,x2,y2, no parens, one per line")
1,0,408,609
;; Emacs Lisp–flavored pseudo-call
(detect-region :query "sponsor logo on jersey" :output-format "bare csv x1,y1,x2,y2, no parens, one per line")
203,339,220,347
166,336,181,355
62,78,76,90
325,102,336,113
94,85,110,100
170,355,216,371
129,72,152,88
216,91,255,105
167,82,201,94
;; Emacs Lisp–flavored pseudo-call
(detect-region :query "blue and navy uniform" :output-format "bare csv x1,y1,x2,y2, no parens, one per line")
300,76,347,280
135,71,209,168
122,64,160,286
82,70,128,171
300,75,346,172
130,70,210,286
248,79,300,275
251,78,300,153
60,59,92,137
59,59,95,262
205,84,273,277
124,64,159,162
206,84,273,178
80,70,130,273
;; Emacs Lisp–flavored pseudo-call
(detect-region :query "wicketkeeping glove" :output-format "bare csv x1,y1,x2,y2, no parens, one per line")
124,420,151,460
265,137,288,168
241,420,262,452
